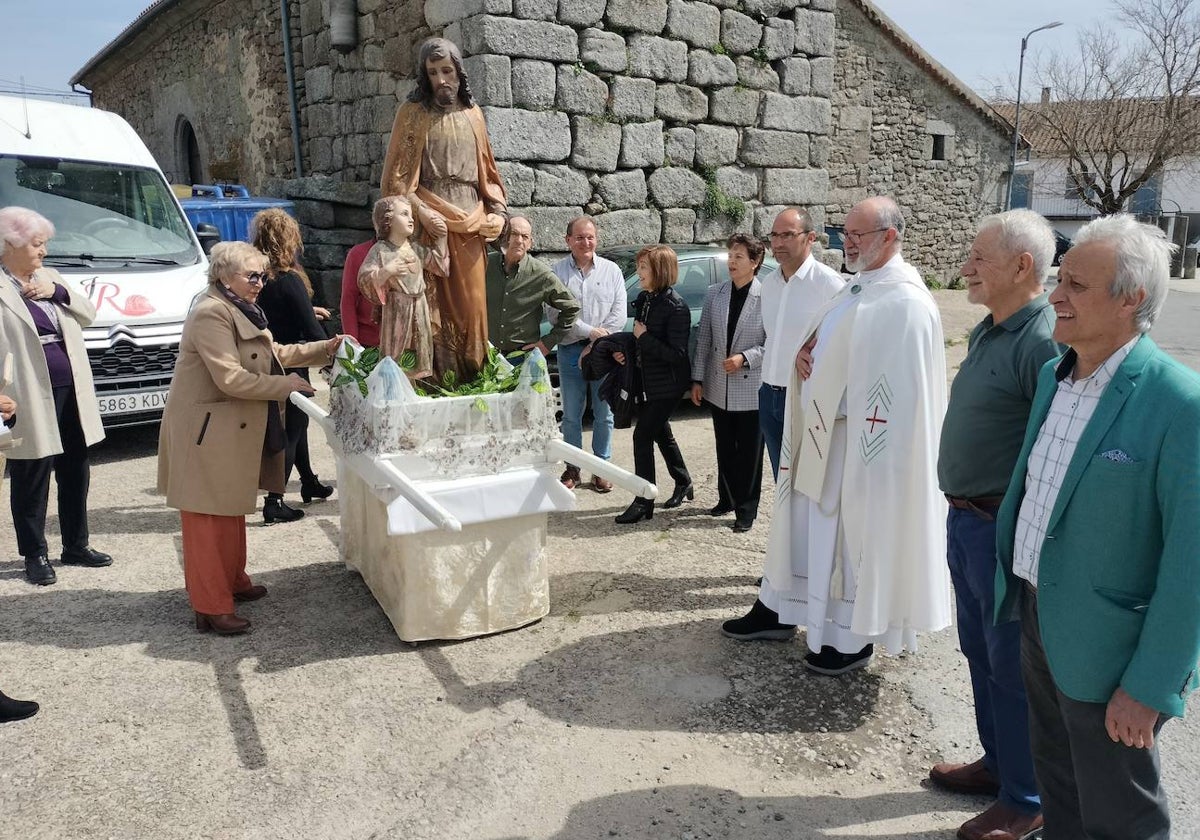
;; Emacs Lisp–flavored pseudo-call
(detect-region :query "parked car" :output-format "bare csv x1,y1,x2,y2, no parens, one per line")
823,225,849,273
1052,230,1072,266
539,244,779,380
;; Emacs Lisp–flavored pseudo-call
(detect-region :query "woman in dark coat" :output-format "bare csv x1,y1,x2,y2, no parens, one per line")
251,209,334,524
614,245,693,524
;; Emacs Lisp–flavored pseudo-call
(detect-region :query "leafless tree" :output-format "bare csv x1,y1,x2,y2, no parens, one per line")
1019,0,1200,215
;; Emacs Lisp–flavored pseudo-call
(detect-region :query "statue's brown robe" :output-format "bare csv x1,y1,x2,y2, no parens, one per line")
381,100,508,382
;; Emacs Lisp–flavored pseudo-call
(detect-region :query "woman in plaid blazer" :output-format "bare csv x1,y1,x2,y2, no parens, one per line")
690,234,768,533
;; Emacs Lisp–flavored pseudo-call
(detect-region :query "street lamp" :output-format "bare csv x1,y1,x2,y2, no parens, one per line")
1006,20,1063,210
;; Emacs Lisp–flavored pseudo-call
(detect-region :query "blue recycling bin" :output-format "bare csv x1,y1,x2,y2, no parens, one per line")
179,184,295,244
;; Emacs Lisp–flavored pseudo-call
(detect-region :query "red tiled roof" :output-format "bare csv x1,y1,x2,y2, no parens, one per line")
994,98,1200,157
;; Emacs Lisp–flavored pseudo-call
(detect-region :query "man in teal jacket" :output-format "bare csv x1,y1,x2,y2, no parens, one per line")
995,214,1200,839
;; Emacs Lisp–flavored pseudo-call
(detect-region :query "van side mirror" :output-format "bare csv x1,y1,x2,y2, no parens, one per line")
195,223,220,256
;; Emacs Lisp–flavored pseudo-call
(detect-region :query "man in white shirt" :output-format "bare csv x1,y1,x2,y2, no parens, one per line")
995,215,1200,840
550,216,627,492
758,208,844,479
723,197,950,681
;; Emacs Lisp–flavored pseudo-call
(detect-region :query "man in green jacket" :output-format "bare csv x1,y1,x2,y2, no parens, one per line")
484,216,579,357
995,214,1200,839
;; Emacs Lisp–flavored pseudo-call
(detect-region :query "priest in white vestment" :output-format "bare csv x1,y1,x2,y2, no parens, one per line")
722,196,952,675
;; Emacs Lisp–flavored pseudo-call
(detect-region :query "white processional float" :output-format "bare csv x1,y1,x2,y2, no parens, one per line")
291,338,655,643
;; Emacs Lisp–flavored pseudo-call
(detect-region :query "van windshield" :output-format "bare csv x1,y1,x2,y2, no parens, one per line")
0,154,200,266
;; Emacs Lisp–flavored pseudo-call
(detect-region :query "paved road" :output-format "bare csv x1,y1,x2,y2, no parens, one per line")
0,289,1195,839
1152,278,1200,372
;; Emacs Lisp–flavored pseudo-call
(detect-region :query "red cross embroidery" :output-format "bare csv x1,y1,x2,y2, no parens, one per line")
865,406,888,433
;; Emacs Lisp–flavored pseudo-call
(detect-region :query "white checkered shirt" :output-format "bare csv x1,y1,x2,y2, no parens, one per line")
1012,338,1138,586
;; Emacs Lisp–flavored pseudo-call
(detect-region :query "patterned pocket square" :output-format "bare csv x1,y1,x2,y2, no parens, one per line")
1100,449,1138,464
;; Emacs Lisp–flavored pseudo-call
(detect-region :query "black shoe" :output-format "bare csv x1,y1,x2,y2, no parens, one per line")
731,518,754,533
662,482,694,509
61,546,113,567
721,599,796,641
614,499,654,524
300,476,334,503
24,555,56,586
263,496,305,524
803,644,874,676
0,691,39,723
709,503,734,517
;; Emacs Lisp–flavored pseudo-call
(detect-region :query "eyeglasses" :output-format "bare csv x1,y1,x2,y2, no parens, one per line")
768,230,812,241
241,272,267,286
843,228,889,245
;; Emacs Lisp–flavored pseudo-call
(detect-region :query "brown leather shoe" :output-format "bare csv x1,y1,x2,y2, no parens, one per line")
930,758,1000,796
194,612,251,635
590,475,613,493
957,802,1043,840
560,466,581,489
233,585,268,602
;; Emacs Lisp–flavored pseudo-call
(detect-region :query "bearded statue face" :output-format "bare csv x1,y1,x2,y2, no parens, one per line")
410,38,474,108
426,56,460,108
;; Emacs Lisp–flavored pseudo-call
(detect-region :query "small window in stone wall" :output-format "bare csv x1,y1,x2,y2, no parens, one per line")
931,134,947,161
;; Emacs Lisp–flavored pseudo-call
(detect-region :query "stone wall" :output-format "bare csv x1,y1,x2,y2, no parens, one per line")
80,0,1013,303
429,0,837,249
271,0,839,305
828,0,1010,284
85,0,295,191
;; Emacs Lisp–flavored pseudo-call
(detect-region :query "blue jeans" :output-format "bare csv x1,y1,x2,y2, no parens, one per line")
947,507,1040,814
758,384,786,480
558,342,613,462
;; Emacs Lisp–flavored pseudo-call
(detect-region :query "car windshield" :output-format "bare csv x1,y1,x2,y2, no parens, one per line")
0,154,200,266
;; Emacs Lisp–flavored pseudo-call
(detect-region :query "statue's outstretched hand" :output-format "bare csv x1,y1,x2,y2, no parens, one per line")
481,213,505,242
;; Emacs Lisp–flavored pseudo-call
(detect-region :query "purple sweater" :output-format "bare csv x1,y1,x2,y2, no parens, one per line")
24,284,73,387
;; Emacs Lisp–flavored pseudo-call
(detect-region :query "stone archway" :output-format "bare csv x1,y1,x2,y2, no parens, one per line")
174,116,203,185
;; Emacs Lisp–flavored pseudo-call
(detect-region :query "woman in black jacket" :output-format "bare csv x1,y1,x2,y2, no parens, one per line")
251,209,335,524
614,245,693,525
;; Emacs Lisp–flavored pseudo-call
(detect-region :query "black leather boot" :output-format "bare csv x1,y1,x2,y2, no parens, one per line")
614,498,654,524
662,482,694,509
0,690,39,722
263,495,305,524
300,475,334,503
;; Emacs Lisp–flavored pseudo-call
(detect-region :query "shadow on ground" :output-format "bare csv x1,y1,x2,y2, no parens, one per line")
0,561,402,770
487,784,963,840
420,618,881,736
1,568,880,768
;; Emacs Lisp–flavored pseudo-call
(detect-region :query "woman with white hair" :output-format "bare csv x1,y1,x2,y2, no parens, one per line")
0,205,109,586
157,241,344,635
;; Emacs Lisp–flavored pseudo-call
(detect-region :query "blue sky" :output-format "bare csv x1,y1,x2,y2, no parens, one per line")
5,0,1105,101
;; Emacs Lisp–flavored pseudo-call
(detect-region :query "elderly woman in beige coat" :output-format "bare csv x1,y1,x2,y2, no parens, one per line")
158,241,343,635
0,206,109,587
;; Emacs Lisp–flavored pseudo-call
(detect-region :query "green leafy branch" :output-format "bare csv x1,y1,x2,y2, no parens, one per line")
331,345,383,397
333,345,549,408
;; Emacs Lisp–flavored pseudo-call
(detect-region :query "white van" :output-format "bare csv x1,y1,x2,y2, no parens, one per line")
0,95,207,427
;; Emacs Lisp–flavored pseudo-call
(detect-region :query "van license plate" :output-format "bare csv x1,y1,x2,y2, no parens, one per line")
97,390,169,416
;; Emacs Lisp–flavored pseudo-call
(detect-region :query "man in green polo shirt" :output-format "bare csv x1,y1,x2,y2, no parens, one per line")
930,209,1063,840
484,215,579,357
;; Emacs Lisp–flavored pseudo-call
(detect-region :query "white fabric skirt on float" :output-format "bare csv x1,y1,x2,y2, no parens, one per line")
339,465,555,642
